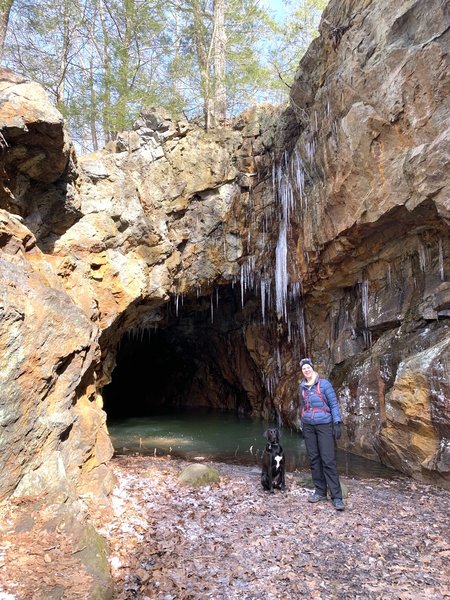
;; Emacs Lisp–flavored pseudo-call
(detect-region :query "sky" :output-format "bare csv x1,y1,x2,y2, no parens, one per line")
264,0,287,21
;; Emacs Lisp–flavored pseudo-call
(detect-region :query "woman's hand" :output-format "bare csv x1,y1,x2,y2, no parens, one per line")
333,422,341,440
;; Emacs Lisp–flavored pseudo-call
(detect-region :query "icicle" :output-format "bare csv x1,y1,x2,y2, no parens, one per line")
291,281,302,299
361,278,372,347
361,279,369,329
240,263,246,308
306,140,315,162
264,371,279,397
418,239,427,272
276,346,281,372
260,279,266,324
298,302,306,352
272,161,276,198
240,256,256,308
438,238,445,281
293,148,305,202
210,293,214,324
272,152,295,322
276,152,295,224
275,219,288,319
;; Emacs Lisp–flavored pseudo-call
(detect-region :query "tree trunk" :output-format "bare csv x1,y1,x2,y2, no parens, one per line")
212,0,226,125
99,0,113,142
56,0,71,106
0,0,14,63
115,0,133,133
191,0,211,129
89,57,99,151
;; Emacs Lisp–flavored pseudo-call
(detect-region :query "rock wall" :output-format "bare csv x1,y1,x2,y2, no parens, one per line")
0,69,283,500
0,0,448,505
0,71,114,503
285,0,450,485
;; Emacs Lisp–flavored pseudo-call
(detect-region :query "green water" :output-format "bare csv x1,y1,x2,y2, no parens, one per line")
108,409,398,480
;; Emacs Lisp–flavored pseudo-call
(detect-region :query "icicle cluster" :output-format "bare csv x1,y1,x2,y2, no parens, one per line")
165,141,317,403
360,277,372,348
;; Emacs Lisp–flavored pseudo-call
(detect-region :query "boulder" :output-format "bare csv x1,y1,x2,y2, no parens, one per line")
178,464,221,487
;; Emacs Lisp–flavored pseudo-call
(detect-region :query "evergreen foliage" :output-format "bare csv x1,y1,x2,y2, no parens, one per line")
2,0,326,151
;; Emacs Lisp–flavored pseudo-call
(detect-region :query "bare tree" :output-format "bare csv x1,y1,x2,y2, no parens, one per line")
2,0,322,149
189,0,226,130
212,0,226,125
0,0,14,62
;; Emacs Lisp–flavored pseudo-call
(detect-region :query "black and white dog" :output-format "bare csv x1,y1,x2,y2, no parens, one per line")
261,428,285,492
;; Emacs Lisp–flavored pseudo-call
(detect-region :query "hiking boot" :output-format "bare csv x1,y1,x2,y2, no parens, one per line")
307,492,327,503
332,498,345,511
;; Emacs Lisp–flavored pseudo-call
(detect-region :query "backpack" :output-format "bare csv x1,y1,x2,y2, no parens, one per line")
301,379,331,417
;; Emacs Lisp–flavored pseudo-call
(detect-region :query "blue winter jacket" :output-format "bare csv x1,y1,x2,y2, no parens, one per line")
299,376,342,425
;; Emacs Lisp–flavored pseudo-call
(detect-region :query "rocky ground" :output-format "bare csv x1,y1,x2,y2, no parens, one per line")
0,455,449,599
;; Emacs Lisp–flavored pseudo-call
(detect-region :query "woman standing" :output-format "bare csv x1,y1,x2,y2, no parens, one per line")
299,358,345,511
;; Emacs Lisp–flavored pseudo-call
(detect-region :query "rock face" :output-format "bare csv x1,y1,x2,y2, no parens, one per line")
0,0,448,506
0,73,113,502
0,208,114,502
286,0,450,486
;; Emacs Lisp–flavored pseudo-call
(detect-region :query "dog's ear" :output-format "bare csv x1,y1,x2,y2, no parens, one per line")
263,429,268,439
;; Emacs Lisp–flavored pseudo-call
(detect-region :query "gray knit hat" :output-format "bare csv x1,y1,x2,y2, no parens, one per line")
300,357,313,367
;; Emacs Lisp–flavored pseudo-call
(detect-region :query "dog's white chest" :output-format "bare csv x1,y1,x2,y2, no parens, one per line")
274,455,283,470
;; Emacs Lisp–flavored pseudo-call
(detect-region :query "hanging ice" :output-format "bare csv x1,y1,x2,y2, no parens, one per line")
361,278,372,347
438,238,445,281
275,219,288,319
361,279,369,328
273,152,295,321
240,256,256,308
417,239,430,273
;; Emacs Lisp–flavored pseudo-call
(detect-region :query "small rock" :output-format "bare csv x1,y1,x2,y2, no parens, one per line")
178,464,221,487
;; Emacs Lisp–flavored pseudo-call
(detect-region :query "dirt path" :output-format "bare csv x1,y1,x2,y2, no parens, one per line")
1,456,449,599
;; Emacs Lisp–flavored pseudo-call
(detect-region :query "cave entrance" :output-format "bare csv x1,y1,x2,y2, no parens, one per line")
101,288,401,479
102,286,267,422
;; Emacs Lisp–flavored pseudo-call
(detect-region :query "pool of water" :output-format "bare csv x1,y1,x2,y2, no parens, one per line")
108,409,399,480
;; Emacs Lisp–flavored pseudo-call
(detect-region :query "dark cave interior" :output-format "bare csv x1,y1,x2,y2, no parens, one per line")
102,286,269,421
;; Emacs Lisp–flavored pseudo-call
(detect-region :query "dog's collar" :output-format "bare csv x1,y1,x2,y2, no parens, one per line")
266,442,281,449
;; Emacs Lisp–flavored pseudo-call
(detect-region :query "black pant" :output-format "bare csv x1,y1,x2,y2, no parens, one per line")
303,422,342,499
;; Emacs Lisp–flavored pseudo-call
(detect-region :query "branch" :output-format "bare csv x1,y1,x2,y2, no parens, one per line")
269,61,292,90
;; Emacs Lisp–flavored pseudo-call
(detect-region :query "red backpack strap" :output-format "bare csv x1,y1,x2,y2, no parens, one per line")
316,379,323,401
316,379,330,410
